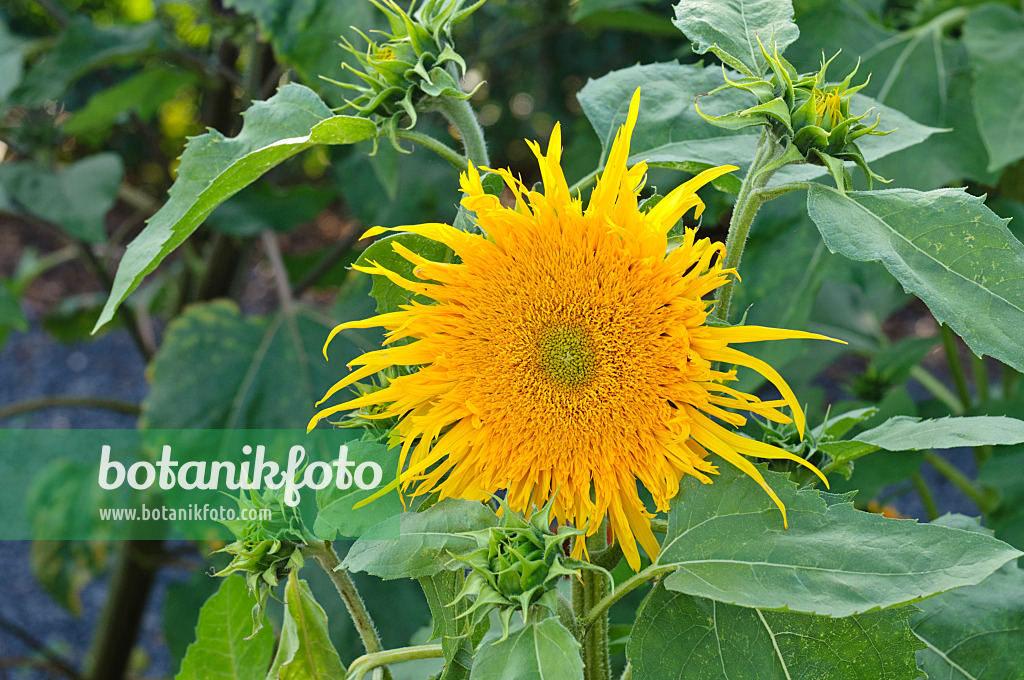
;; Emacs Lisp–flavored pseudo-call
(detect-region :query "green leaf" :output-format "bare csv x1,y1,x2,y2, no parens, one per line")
628,583,924,680
658,464,1022,616
912,515,1024,680
142,300,360,429
94,84,375,331
164,570,222,676
672,0,799,77
0,17,32,102
356,233,455,315
469,618,583,680
342,498,498,580
822,416,1024,463
176,576,274,680
963,4,1024,172
807,184,1024,372
419,571,486,680
266,571,346,680
314,440,402,540
12,18,164,106
0,154,124,242
64,66,199,139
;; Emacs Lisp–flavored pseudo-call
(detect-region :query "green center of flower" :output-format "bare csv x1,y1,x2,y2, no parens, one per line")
536,325,595,389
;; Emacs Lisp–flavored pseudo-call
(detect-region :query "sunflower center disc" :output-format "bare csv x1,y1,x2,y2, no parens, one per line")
536,325,595,389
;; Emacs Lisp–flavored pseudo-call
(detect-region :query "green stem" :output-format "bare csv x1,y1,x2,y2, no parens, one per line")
750,181,809,203
309,542,389,670
576,569,611,680
923,452,993,513
911,472,939,521
395,129,470,171
620,663,632,680
909,366,964,415
713,133,778,323
428,96,489,167
0,396,141,422
1004,364,1020,401
346,645,444,680
582,564,675,633
971,352,989,403
650,518,668,534
940,325,972,411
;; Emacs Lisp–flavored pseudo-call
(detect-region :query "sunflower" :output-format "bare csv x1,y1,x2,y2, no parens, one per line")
309,89,837,570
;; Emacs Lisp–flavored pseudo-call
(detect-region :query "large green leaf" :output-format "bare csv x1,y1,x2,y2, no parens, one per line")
266,571,346,680
628,584,924,680
0,154,123,242
658,465,1021,617
787,2,995,189
807,184,1024,372
94,84,375,331
142,300,361,429
963,4,1024,172
672,0,800,77
176,576,274,680
342,498,498,580
912,515,1024,680
11,18,164,106
469,618,583,680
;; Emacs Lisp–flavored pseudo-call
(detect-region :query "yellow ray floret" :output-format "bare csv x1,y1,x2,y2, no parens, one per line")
310,88,843,571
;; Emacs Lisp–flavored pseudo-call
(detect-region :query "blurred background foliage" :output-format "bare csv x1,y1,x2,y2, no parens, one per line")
1,0,1023,679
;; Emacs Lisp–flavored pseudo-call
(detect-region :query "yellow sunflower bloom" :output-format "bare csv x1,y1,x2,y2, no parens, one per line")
309,88,839,571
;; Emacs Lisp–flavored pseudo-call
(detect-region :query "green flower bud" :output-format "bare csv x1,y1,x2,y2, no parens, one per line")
450,497,602,639
213,485,315,637
327,0,484,147
697,40,893,191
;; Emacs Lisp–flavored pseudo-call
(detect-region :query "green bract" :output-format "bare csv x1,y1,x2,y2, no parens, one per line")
452,499,591,639
213,486,316,635
699,41,893,190
331,0,484,145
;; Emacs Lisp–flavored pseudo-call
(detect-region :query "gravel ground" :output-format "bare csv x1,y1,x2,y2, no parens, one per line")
0,322,982,679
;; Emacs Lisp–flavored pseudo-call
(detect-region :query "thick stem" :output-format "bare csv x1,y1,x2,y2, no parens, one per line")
909,366,964,415
309,542,387,660
576,569,611,680
84,540,164,680
713,134,778,324
429,96,489,168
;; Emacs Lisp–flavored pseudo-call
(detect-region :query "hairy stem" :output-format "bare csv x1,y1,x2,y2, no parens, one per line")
309,542,388,666
582,564,675,633
429,96,489,168
575,569,611,680
713,133,778,323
